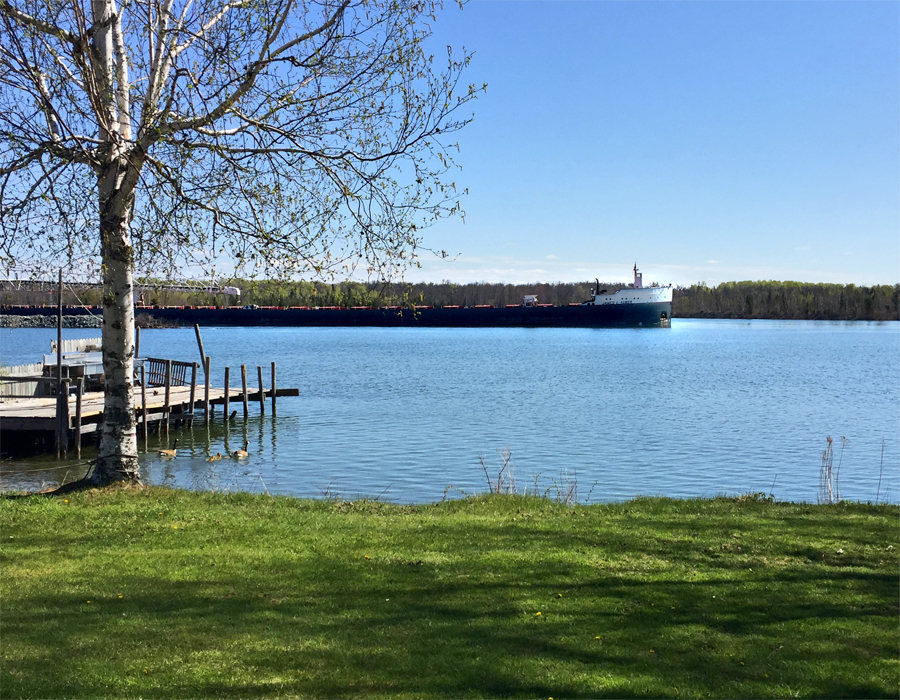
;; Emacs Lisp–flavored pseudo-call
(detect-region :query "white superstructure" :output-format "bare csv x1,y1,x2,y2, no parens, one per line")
586,264,673,306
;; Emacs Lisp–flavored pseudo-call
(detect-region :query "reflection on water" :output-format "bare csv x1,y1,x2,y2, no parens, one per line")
2,320,898,504
148,413,290,494
0,414,285,496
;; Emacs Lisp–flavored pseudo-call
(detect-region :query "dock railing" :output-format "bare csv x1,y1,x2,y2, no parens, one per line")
142,357,195,387
0,374,76,457
137,357,199,436
0,372,56,400
0,363,45,399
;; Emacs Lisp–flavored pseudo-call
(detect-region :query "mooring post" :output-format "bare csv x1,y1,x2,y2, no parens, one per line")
56,268,62,395
241,364,249,418
204,356,211,424
55,269,63,459
188,362,198,427
55,378,62,459
257,365,265,415
141,365,148,441
74,379,83,459
224,366,230,422
135,326,141,361
194,323,207,370
271,362,277,416
60,379,70,457
163,360,172,434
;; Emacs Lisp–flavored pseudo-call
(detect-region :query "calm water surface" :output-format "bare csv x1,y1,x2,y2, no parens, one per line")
2,320,898,504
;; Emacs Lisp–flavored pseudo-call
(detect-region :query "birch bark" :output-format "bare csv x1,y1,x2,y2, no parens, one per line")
95,170,140,482
90,0,141,481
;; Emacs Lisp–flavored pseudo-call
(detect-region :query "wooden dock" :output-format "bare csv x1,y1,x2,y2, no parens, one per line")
1,327,299,458
0,384,298,435
1,362,299,458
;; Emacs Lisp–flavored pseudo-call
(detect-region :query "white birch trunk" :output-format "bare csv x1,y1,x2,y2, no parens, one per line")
94,174,140,482
89,0,140,482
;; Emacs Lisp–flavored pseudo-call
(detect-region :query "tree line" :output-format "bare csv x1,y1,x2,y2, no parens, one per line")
3,279,898,320
673,281,900,321
0,278,605,309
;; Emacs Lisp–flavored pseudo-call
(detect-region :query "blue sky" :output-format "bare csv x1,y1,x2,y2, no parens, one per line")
410,1,899,287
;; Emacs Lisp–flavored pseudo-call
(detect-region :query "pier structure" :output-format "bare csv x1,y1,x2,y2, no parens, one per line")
0,355,298,458
1,275,297,458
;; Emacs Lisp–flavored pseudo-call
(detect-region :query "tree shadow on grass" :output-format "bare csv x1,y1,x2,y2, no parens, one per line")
3,554,897,698
2,497,898,698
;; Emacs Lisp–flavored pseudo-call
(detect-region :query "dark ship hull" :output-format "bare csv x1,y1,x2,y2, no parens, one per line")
4,301,672,328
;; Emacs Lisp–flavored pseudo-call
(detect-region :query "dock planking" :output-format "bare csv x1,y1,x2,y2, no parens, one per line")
2,324,297,455
0,385,299,436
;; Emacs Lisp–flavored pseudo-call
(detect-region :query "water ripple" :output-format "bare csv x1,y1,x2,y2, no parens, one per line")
2,320,897,504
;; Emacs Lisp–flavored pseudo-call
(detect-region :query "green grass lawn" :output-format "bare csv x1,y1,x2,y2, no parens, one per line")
1,486,897,698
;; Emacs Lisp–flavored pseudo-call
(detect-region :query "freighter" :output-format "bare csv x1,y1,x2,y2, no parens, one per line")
5,265,672,328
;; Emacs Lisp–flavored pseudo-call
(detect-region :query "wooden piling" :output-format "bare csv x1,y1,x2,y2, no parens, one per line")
204,356,211,424
194,324,207,369
135,326,141,361
163,360,172,434
58,380,70,457
55,269,62,458
56,268,62,395
74,379,83,459
141,365,148,441
189,363,197,427
224,366,231,422
271,362,277,416
257,366,265,415
241,364,249,418
55,378,62,459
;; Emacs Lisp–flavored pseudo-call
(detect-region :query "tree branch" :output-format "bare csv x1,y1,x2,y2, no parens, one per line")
269,0,349,58
172,0,244,57
163,0,349,136
0,0,78,44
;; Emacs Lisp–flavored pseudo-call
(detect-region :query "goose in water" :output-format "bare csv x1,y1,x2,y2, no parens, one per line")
158,439,179,457
232,440,249,459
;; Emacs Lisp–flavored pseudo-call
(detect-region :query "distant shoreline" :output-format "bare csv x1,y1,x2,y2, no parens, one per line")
2,310,898,329
4,279,898,322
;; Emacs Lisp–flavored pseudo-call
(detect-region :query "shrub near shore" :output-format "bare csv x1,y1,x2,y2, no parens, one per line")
1,487,897,698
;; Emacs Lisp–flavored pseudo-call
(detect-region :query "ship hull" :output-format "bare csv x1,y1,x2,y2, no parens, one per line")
5,302,672,328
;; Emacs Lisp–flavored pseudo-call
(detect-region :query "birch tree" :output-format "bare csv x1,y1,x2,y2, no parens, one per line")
0,0,480,483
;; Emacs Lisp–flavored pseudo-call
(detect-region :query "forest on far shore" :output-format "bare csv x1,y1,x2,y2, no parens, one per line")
2,279,898,321
673,280,899,321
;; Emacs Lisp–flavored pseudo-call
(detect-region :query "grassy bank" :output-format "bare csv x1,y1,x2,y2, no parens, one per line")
1,487,897,698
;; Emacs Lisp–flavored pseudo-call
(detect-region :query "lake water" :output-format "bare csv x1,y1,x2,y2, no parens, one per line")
1,320,898,504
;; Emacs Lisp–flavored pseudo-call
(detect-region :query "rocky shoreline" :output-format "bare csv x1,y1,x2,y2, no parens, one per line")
0,313,178,329
0,314,102,329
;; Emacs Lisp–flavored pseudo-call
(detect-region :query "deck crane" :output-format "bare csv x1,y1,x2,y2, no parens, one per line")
0,274,241,304
131,283,241,305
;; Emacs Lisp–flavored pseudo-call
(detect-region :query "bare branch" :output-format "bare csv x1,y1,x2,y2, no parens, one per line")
163,0,350,136
172,0,244,57
0,0,78,44
269,0,349,58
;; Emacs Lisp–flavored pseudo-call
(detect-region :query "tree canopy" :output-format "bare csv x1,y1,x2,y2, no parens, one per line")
0,0,480,280
0,0,481,483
